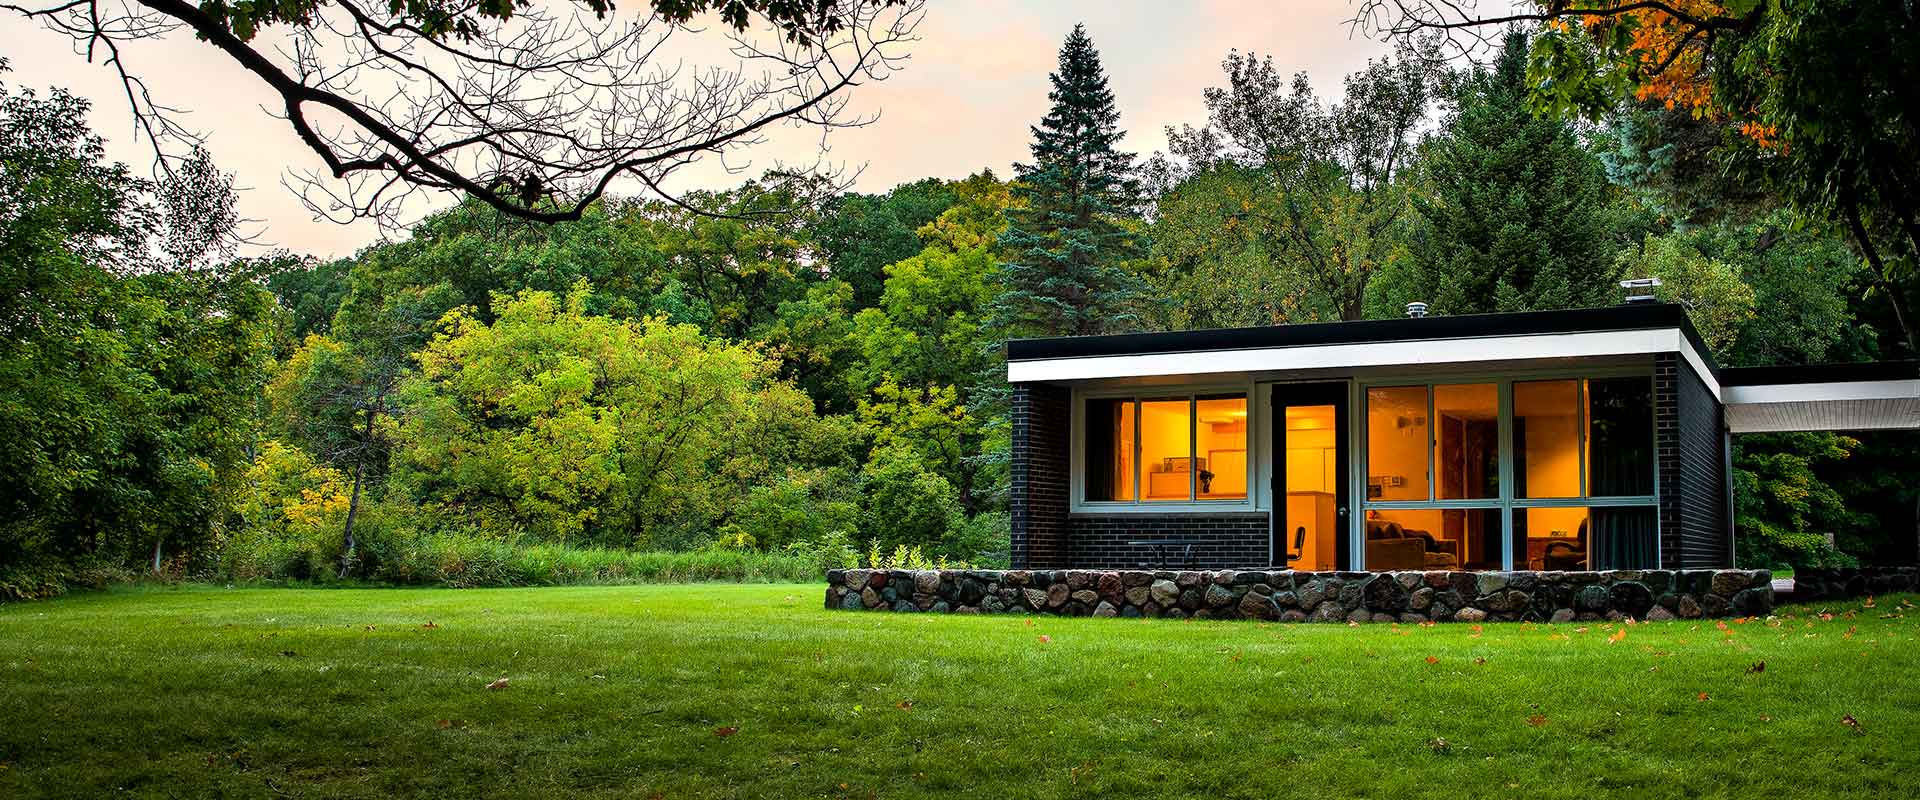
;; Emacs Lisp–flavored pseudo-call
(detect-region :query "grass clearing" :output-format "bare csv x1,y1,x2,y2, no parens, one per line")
2,584,1916,798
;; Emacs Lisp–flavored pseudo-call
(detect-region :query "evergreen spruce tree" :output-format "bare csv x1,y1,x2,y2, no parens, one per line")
991,24,1146,337
1412,30,1618,314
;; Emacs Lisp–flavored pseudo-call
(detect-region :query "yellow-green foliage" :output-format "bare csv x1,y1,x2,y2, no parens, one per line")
222,440,354,580
392,285,847,550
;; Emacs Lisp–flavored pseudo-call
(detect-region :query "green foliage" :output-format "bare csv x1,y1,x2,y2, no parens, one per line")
1621,231,1757,355
1733,433,1867,569
0,79,272,588
391,286,848,549
858,446,965,557
715,468,861,553
221,440,356,581
1408,31,1619,314
991,24,1148,338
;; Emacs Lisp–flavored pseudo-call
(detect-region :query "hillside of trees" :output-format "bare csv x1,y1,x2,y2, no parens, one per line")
5,18,1916,598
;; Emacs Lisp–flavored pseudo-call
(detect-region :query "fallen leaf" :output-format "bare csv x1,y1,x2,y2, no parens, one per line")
1863,596,1876,608
422,621,440,630
1428,737,1450,753
1474,657,1487,665
437,719,453,729
485,677,509,691
1425,656,1439,665
1023,619,1034,627
1759,714,1773,722
1697,692,1711,702
1842,714,1864,734
1526,714,1547,727
1747,661,1766,674
896,700,914,710
1608,628,1627,644
714,726,739,738
1037,634,1052,644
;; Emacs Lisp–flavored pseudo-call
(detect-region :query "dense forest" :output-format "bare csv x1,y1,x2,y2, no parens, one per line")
5,11,1918,598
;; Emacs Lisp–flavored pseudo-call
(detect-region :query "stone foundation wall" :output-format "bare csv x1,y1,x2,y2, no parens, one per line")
1789,567,1920,601
824,568,1775,622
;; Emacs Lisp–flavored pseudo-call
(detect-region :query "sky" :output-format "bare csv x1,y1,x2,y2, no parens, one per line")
2,1,1401,259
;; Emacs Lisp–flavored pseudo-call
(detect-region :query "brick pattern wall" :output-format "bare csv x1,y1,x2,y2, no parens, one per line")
1655,353,1734,569
1009,384,1071,569
1067,513,1271,569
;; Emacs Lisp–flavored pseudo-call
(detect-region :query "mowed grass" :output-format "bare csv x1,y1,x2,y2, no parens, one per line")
1,585,1916,799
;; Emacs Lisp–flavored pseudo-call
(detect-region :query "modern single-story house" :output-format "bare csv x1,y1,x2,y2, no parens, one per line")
1005,301,1920,573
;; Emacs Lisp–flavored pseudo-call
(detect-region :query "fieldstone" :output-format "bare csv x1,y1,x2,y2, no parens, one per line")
1273,591,1300,609
1711,570,1752,598
1678,594,1702,619
1279,609,1308,623
1046,584,1070,609
1576,584,1612,612
1501,590,1531,615
892,599,918,612
1097,572,1124,598
1309,601,1347,623
1124,585,1150,607
1548,608,1575,624
1176,571,1203,588
1481,589,1513,613
1345,608,1372,624
914,593,935,610
1409,586,1435,611
1179,588,1203,611
1609,582,1654,619
1731,587,1773,616
1337,580,1365,608
1450,572,1478,597
1398,612,1428,624
1646,605,1676,621
982,596,1004,614
861,587,881,608
1071,589,1100,605
1297,580,1329,610
888,569,913,586
1372,612,1399,623
1507,572,1538,592
1213,570,1239,586
1644,571,1672,594
931,600,951,613
1093,601,1119,618
1142,602,1162,618
1364,574,1411,612
1149,579,1180,607
958,579,987,605
1235,570,1270,586
1165,607,1190,620
1021,588,1047,610
1239,591,1281,620
880,586,899,603
1453,607,1488,623
913,570,941,595
1120,570,1154,587
841,590,864,610
1701,594,1732,618
1266,573,1297,592
1204,583,1235,608
1003,570,1031,587
1250,583,1274,597
1423,571,1452,589
1477,572,1510,594
1120,605,1143,618
846,569,873,589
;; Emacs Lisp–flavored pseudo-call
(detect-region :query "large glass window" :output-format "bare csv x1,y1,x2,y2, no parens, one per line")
1434,384,1499,500
1083,393,1248,504
1364,375,1657,571
1366,386,1429,501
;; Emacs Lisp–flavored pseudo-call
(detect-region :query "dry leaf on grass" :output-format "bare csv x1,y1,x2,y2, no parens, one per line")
1425,656,1439,665
1747,661,1766,674
714,726,739,738
485,677,509,691
1526,715,1547,727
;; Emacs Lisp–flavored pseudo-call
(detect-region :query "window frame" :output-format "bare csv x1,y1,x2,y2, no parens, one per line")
1072,383,1256,513
1357,368,1660,570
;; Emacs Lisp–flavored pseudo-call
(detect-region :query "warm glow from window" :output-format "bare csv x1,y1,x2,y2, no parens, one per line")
1434,383,1498,500
1515,380,1580,498
1083,393,1247,504
1366,386,1428,501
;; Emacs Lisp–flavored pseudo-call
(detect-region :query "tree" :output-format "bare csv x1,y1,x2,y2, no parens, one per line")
1151,42,1438,322
990,23,1147,338
4,0,923,225
1409,30,1619,314
1356,0,1920,355
389,286,850,549
812,178,958,307
0,77,272,588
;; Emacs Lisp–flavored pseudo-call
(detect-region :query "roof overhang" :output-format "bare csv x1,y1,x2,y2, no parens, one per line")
1721,364,1920,433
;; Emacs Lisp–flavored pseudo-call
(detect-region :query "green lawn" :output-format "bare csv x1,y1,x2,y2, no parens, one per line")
1,584,1915,799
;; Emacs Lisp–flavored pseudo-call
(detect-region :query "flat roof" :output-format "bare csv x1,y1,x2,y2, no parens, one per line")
1006,303,1716,366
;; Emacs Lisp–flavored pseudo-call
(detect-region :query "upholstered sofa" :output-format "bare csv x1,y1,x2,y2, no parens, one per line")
1364,519,1460,570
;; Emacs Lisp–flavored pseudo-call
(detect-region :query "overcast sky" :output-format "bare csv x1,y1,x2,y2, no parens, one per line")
2,1,1400,258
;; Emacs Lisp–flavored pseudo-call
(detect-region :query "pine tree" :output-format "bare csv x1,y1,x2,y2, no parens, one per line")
991,24,1146,337
1412,30,1618,314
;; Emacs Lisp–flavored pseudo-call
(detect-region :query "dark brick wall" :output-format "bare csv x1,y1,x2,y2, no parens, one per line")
1009,384,1071,569
1067,513,1272,569
1656,353,1734,568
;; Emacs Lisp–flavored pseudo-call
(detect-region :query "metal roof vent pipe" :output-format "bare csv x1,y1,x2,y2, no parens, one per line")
1405,301,1429,318
1620,277,1663,305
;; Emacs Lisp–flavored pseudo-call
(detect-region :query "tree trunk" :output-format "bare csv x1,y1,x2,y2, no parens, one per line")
1841,189,1919,353
338,408,377,579
151,536,164,576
